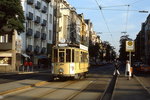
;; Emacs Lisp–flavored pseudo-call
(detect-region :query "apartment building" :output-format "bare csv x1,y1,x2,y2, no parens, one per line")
20,0,54,67
0,30,19,72
144,14,150,64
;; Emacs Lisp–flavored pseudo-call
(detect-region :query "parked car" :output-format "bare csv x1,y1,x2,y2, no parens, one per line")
133,63,150,73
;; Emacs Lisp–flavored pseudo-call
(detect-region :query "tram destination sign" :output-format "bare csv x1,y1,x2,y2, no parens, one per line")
126,41,135,52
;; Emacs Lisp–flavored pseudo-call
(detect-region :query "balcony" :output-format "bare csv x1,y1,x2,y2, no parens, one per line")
26,45,32,52
42,6,47,13
34,31,40,38
35,16,40,24
35,1,41,9
57,10,62,18
41,33,46,40
41,20,47,26
26,28,33,36
34,46,40,54
41,47,46,54
0,43,12,50
27,0,34,5
27,12,33,20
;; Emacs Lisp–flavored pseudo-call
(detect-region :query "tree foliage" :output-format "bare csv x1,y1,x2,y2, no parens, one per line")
119,35,132,61
0,0,25,33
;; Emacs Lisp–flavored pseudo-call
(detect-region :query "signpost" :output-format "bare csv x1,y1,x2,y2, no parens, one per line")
126,41,135,65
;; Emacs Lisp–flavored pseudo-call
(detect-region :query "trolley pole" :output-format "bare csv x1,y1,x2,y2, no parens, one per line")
129,51,131,65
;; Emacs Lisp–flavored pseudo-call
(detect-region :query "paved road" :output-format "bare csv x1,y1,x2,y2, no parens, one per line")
0,64,149,100
0,64,114,100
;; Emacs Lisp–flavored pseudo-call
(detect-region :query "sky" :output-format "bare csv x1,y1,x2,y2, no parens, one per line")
67,0,150,54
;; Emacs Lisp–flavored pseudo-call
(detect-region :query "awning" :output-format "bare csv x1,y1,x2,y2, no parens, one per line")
0,53,12,57
36,55,48,59
21,53,30,58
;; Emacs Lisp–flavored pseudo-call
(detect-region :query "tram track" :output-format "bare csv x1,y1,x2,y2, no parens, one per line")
99,74,118,100
32,81,78,100
64,80,94,100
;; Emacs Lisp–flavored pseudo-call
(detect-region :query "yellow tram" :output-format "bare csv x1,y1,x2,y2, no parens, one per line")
52,46,89,79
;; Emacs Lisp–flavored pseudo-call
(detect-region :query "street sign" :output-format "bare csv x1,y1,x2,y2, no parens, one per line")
126,41,135,52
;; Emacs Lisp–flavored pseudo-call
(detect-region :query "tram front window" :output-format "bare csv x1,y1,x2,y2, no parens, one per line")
66,49,71,62
59,52,64,62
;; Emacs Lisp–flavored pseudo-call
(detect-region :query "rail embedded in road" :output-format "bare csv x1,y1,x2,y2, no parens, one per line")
100,74,118,100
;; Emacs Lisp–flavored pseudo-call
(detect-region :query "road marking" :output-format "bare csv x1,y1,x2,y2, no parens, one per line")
135,76,150,94
0,81,48,95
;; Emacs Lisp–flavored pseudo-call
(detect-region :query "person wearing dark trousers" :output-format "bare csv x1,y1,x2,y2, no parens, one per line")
29,61,33,72
113,59,120,75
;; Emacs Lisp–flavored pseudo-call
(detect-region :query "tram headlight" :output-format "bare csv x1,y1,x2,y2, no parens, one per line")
59,68,64,73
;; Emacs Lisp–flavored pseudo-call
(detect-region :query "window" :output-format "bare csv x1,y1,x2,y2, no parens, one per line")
0,34,9,43
72,49,74,62
66,49,71,62
54,49,58,62
50,14,52,23
59,52,64,62
0,57,11,65
49,30,51,40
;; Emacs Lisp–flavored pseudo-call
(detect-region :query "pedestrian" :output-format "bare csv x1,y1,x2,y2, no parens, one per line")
125,60,131,80
29,60,33,72
24,60,28,72
113,59,120,75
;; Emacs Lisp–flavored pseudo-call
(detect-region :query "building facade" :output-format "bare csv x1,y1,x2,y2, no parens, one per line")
21,0,54,67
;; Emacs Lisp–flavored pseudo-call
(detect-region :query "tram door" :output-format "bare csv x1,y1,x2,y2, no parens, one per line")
58,49,65,62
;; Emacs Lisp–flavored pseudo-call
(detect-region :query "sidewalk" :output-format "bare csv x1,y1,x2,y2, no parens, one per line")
112,75,150,100
0,79,49,95
0,68,51,95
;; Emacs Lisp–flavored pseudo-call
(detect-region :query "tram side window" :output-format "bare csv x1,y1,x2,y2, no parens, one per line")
72,49,74,62
59,52,64,62
66,49,71,62
54,49,58,62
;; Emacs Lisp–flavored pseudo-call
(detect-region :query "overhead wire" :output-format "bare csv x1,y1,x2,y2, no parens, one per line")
130,0,146,5
75,7,147,12
93,0,118,49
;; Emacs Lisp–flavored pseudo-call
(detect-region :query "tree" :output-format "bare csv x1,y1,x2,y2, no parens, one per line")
103,41,116,61
0,0,25,34
119,35,132,61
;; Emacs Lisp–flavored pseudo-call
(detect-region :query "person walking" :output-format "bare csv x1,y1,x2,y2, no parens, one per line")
113,59,120,75
125,60,131,80
24,60,28,72
29,60,33,72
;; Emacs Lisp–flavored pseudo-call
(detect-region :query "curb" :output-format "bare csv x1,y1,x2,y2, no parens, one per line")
0,81,48,95
134,75,150,94
111,74,119,100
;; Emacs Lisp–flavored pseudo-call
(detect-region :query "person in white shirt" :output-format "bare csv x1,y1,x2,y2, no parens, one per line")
125,60,131,80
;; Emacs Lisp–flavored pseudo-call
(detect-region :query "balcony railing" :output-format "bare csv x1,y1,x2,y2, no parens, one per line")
26,28,33,36
34,46,40,54
42,6,47,13
34,31,40,38
35,16,40,24
41,20,47,26
26,45,32,52
41,47,46,54
35,1,41,9
41,33,46,40
27,12,33,20
27,0,34,5
0,43,12,50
